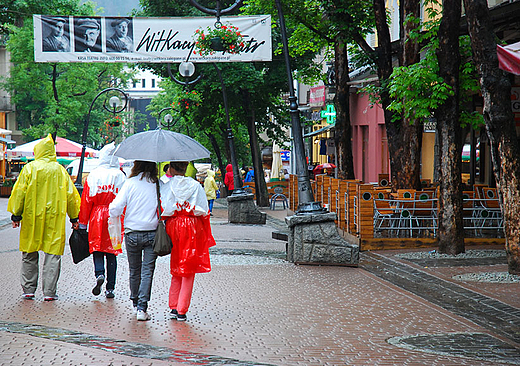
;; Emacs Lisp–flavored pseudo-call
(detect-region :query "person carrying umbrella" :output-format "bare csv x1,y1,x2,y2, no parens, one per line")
111,129,212,321
108,161,159,321
161,161,216,322
78,143,126,299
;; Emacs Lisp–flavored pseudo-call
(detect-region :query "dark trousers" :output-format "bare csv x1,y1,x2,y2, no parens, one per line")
93,251,117,290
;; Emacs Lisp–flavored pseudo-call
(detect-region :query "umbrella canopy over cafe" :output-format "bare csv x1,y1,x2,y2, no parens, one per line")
6,136,99,159
497,41,520,75
270,142,283,181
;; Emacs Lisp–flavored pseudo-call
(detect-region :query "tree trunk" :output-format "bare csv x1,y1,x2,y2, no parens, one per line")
463,0,520,274
334,35,355,180
435,0,465,255
372,0,396,184
393,0,422,190
241,89,269,207
372,0,422,190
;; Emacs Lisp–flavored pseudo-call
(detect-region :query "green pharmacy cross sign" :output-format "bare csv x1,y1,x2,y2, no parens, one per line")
321,104,336,124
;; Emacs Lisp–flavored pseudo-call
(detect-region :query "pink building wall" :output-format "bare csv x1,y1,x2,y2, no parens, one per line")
350,92,387,183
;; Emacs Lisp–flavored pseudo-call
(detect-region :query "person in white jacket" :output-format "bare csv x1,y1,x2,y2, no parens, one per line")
161,161,215,321
109,160,158,321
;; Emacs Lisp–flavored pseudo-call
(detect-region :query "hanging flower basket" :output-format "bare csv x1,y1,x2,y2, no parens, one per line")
171,91,201,112
106,115,122,127
193,24,245,56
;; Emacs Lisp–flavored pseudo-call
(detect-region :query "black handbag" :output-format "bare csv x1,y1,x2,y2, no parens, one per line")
153,181,173,256
69,228,90,264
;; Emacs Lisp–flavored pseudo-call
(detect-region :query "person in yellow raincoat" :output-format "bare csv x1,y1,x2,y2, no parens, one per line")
8,134,81,301
204,170,218,216
185,162,197,180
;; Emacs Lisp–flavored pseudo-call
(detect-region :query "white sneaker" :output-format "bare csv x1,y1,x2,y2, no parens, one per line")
136,310,151,321
92,275,105,296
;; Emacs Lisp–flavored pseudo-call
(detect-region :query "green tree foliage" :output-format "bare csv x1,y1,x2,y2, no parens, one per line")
384,1,483,128
1,2,136,146
137,0,295,168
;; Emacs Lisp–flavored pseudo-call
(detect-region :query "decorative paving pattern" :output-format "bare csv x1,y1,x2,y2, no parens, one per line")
360,252,520,344
388,332,520,365
0,320,274,366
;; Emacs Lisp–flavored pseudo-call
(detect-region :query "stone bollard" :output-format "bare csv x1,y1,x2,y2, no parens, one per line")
227,193,267,224
286,212,359,266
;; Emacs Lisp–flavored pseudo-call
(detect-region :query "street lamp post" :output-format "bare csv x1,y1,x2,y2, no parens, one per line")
158,107,177,129
187,0,265,224
212,63,245,195
275,0,325,214
273,0,357,265
188,0,245,195
168,62,203,88
76,87,129,194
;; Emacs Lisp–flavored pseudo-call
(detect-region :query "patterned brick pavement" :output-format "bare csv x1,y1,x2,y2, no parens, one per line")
0,198,519,365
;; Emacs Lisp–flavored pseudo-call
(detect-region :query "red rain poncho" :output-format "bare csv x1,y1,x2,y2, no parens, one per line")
161,175,215,276
224,163,234,191
79,143,126,255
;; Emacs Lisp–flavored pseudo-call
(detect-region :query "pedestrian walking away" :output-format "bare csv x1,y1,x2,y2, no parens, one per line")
161,161,216,322
78,143,126,299
204,169,218,215
244,166,254,183
224,163,234,196
8,134,81,301
109,161,159,321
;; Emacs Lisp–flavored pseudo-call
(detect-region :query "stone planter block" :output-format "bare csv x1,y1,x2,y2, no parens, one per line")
227,193,266,224
286,213,359,266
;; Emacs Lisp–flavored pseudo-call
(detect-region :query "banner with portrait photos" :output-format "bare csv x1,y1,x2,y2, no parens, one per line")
33,15,272,63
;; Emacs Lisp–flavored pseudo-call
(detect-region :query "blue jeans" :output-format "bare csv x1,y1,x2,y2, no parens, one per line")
93,252,117,290
208,199,214,213
125,231,157,312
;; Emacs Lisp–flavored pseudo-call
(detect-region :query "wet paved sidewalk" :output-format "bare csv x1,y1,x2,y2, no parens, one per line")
0,197,519,365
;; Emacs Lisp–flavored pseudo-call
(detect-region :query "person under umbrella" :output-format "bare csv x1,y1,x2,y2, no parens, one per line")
161,161,216,321
109,161,159,321
79,143,125,299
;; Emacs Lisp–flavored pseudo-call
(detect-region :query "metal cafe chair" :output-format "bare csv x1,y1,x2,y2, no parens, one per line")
395,189,417,237
412,191,438,237
373,191,398,236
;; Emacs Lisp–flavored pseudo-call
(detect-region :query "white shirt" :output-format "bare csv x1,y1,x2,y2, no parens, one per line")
109,173,158,232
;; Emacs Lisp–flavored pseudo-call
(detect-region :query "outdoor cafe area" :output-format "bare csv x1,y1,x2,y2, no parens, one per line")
287,173,505,251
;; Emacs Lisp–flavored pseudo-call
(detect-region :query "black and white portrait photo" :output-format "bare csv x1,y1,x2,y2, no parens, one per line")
106,18,134,53
74,18,102,52
42,16,70,52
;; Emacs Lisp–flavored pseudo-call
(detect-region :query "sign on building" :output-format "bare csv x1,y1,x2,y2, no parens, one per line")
309,86,325,107
34,15,271,63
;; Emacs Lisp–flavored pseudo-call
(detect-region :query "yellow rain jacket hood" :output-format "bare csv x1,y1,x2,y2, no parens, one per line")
204,170,218,200
8,134,81,255
185,162,197,180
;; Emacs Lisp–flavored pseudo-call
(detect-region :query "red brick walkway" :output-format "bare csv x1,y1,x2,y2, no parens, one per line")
0,198,518,365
